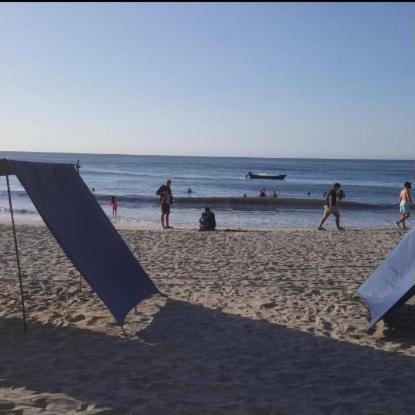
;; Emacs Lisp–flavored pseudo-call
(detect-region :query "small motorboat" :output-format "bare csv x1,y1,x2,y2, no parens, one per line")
245,172,287,180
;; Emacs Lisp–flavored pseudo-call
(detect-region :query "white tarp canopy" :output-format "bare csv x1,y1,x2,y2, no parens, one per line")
357,227,415,329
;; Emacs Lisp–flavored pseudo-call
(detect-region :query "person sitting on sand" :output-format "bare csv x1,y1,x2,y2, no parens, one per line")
187,187,193,194
396,181,412,229
318,183,345,231
110,196,118,217
199,207,216,231
259,189,266,198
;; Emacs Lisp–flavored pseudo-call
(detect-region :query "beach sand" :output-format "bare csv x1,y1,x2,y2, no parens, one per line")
1,223,415,414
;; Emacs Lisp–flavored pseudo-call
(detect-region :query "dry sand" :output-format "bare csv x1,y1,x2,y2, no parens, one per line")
1,223,415,414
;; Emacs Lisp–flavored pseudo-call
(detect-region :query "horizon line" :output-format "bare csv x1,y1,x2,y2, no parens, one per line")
0,150,413,162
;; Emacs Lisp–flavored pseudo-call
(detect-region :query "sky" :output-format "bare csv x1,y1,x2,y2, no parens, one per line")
0,2,413,159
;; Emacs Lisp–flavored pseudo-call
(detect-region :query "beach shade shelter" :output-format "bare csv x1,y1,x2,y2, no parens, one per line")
0,158,160,332
357,226,415,330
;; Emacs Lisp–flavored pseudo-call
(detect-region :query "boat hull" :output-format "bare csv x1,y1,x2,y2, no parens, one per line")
246,174,286,180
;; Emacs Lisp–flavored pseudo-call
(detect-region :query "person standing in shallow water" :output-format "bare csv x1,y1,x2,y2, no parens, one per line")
318,183,345,231
156,179,174,229
396,182,412,229
110,196,118,217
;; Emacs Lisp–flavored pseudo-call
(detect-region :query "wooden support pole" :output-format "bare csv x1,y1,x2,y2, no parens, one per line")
6,175,27,333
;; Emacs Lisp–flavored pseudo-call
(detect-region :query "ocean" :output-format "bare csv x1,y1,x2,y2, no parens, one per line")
0,151,413,229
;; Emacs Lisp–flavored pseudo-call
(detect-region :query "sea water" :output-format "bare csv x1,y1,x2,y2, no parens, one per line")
0,151,413,229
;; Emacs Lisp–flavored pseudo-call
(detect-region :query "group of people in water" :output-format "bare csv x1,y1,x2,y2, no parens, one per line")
107,179,413,231
258,189,278,198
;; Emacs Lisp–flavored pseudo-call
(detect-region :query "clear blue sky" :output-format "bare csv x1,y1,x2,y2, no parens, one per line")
0,2,413,159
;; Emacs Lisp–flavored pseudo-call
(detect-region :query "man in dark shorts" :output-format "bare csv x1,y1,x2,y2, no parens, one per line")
156,179,174,229
318,182,345,231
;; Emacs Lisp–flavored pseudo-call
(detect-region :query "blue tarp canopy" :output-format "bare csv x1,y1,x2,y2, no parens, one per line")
1,159,160,324
357,226,415,329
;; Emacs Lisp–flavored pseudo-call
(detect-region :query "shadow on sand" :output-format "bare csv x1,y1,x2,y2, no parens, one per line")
383,303,415,348
1,299,415,414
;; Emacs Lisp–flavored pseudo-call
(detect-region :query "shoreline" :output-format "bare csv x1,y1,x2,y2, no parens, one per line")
0,217,402,232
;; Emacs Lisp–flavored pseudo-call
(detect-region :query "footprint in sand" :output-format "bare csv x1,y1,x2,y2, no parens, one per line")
261,301,277,309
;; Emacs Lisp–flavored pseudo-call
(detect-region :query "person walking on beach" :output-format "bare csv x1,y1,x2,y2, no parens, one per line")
396,181,412,229
156,179,174,229
318,183,345,231
110,196,118,217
